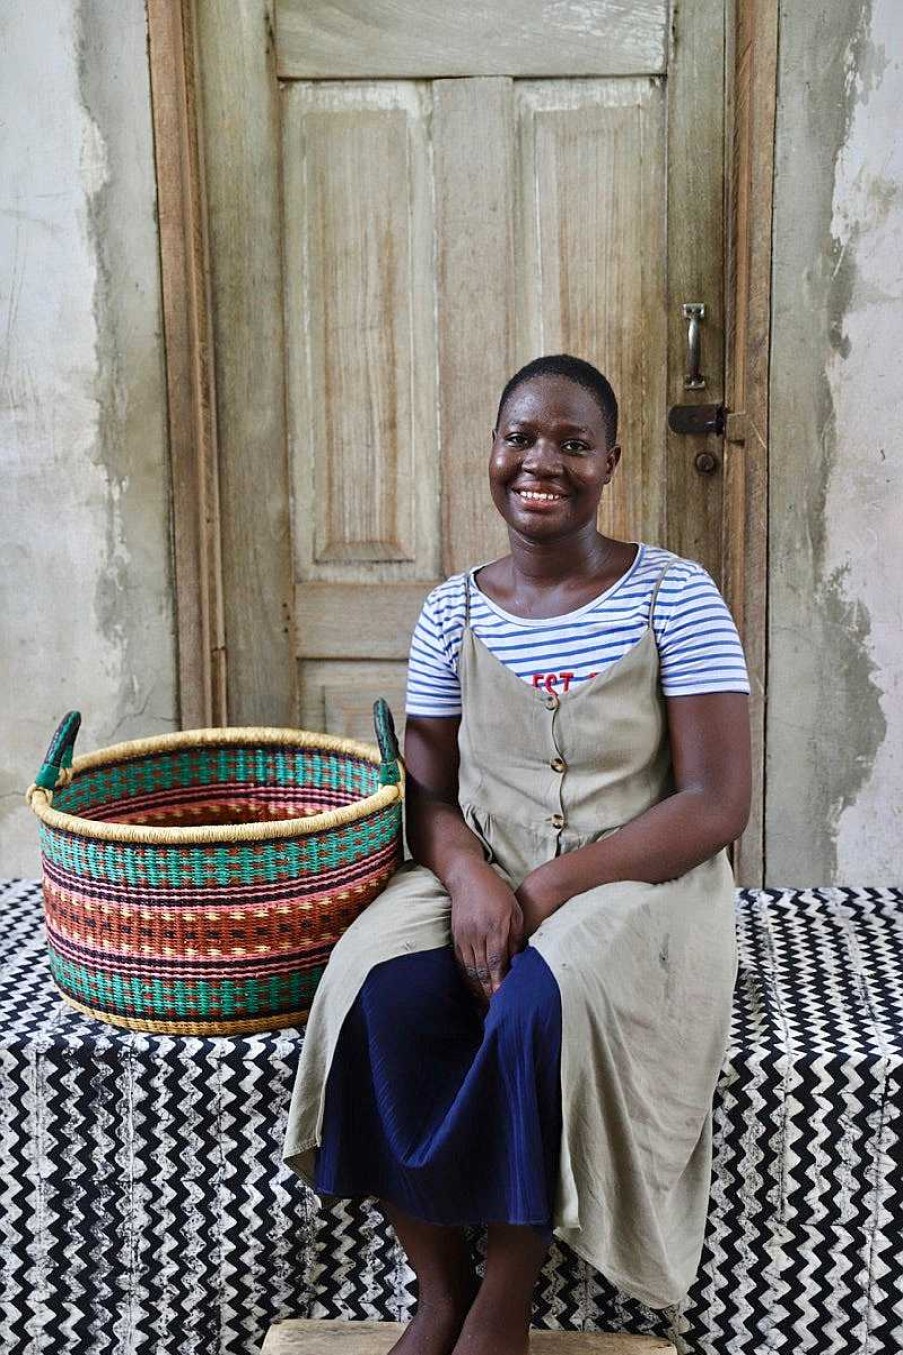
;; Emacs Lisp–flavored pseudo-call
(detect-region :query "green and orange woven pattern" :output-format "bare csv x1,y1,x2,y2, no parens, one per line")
26,705,403,1035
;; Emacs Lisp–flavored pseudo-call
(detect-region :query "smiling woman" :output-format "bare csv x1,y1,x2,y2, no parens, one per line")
283,355,752,1355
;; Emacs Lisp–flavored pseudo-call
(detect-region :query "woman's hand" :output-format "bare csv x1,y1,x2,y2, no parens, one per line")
447,859,525,1005
515,864,567,938
404,714,526,1004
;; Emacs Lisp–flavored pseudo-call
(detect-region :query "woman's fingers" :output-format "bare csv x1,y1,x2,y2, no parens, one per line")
478,923,513,997
463,942,490,1007
450,875,524,1001
507,904,526,958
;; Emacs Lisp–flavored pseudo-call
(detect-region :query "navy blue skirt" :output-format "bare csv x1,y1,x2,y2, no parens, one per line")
314,944,563,1233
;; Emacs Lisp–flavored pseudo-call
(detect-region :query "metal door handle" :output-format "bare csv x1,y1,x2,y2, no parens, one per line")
682,303,706,389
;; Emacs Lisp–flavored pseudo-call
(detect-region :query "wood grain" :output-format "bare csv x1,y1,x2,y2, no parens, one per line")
664,0,726,579
296,583,435,660
516,79,667,544
263,1319,675,1354
194,0,296,724
323,684,409,745
275,0,667,79
723,0,779,885
147,0,226,726
298,660,408,741
433,78,515,575
283,82,439,584
302,103,412,564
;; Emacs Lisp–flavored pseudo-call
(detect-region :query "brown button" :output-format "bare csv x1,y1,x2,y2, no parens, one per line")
550,756,566,773
543,692,559,710
550,812,565,829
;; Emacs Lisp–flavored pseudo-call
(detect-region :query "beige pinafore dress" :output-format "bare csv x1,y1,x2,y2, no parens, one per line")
283,560,738,1309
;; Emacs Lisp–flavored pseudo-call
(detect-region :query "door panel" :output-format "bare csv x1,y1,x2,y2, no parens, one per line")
515,79,667,543
276,0,668,79
282,82,438,582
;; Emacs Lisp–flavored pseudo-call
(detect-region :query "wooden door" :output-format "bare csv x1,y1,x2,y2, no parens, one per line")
186,0,728,747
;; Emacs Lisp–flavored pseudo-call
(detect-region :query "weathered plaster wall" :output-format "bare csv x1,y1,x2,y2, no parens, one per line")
768,0,902,883
0,0,176,875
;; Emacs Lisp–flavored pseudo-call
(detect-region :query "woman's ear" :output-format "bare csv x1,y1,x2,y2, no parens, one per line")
605,444,622,480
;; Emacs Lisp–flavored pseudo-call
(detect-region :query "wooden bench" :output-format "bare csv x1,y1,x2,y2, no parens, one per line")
262,1320,675,1353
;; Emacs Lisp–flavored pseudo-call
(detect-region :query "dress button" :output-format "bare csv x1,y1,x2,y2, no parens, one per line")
550,812,565,829
550,756,566,773
543,693,559,710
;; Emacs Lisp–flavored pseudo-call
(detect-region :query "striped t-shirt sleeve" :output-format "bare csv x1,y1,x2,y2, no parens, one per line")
405,583,465,717
656,563,751,695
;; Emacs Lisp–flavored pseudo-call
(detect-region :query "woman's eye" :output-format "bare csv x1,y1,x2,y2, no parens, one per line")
505,433,528,446
562,440,589,454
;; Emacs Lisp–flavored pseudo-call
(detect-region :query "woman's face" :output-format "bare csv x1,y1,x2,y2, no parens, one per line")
489,375,620,542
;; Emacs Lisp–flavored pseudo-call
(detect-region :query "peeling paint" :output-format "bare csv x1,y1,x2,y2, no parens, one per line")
0,0,176,874
825,0,902,879
768,0,901,884
74,0,177,744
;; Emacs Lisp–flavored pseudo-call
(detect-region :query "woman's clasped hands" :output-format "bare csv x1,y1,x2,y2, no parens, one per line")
447,857,565,1006
447,858,524,1005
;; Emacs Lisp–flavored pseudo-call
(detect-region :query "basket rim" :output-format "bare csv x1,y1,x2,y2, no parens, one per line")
28,724,404,845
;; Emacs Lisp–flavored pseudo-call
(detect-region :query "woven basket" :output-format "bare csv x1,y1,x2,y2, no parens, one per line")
26,702,403,1035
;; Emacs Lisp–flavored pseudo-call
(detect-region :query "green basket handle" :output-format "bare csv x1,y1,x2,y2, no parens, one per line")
373,699,401,786
34,710,82,791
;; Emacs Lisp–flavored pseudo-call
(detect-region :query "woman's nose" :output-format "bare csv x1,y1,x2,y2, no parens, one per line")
523,437,561,471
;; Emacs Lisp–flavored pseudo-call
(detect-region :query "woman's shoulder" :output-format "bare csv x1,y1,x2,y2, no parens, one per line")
419,571,469,616
613,543,710,602
633,541,706,579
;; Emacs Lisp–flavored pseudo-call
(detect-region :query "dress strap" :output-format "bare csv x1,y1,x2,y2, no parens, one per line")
648,560,680,631
463,570,472,631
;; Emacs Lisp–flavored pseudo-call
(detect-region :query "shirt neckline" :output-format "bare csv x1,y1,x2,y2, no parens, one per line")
469,542,645,628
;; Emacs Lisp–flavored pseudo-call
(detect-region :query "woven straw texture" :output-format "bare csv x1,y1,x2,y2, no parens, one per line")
30,729,403,1035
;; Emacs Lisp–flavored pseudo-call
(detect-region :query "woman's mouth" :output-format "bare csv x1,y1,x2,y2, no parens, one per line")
515,488,567,504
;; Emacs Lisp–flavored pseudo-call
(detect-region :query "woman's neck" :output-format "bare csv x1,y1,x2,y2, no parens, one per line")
506,527,615,585
476,531,636,619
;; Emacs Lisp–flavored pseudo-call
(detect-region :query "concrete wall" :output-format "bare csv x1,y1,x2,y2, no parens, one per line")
767,0,902,884
0,0,177,875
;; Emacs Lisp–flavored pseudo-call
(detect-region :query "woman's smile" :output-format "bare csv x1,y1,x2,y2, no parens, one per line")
514,486,568,506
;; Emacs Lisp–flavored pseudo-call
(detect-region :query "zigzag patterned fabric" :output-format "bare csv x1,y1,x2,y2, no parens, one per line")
1,879,901,1355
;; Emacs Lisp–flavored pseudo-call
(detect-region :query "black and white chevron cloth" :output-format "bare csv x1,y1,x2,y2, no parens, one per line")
1,879,901,1354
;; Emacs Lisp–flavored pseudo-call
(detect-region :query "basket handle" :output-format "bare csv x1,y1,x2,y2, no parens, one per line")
33,710,82,791
373,699,401,786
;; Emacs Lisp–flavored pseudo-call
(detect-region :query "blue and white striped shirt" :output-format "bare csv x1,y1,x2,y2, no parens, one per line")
405,543,750,717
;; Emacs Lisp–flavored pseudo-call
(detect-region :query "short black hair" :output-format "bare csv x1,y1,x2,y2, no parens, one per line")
494,354,619,447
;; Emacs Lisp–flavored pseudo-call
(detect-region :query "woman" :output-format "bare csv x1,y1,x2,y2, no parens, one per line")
283,354,751,1355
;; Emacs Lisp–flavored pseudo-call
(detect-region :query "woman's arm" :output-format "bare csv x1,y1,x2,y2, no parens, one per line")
405,714,525,999
516,691,751,934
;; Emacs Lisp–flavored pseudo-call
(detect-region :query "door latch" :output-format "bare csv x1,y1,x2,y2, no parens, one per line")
667,402,726,437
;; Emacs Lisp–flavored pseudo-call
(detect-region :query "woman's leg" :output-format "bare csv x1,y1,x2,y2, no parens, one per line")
382,1201,478,1355
452,1222,549,1355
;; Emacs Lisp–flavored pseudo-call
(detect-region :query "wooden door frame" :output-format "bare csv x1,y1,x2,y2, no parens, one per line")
147,0,227,729
147,0,778,882
722,0,779,884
